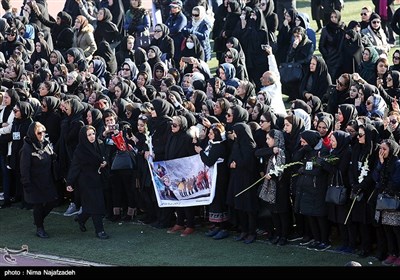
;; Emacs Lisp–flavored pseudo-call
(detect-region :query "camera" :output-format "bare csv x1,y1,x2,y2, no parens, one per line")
109,124,119,130
126,127,133,137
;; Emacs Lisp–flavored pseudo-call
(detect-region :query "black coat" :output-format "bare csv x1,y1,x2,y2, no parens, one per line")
20,129,57,204
199,140,229,215
66,127,107,215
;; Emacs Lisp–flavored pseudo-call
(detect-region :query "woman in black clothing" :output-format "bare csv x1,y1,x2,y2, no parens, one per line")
165,115,196,236
349,124,381,258
226,121,258,244
20,122,58,238
9,102,34,209
299,55,332,101
66,125,109,239
293,130,331,251
319,10,345,82
195,123,230,239
258,129,290,246
322,130,355,253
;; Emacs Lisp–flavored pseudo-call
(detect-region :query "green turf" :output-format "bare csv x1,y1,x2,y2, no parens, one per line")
0,206,382,266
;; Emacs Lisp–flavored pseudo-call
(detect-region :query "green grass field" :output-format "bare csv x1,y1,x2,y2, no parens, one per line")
0,206,383,267
0,0,394,268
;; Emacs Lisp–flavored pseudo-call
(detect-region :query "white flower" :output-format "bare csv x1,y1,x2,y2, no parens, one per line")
358,157,369,183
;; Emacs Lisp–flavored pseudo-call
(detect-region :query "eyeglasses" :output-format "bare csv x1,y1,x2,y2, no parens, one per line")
366,101,372,105
36,131,46,135
225,54,233,59
387,77,393,82
336,79,344,87
192,13,199,17
122,68,130,71
390,119,398,124
371,20,381,24
12,108,20,113
171,123,179,128
154,30,162,33
226,113,232,117
357,133,365,138
360,12,367,16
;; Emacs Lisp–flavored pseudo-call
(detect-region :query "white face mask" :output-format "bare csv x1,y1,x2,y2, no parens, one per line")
186,42,195,49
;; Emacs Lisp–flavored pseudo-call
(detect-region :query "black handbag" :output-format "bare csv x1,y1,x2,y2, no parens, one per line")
278,62,304,84
376,193,400,210
111,150,137,171
325,170,347,205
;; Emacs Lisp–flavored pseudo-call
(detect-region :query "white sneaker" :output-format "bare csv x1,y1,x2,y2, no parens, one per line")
77,206,82,215
63,203,79,216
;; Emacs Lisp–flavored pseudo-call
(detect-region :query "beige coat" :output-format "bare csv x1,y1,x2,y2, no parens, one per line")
73,24,97,61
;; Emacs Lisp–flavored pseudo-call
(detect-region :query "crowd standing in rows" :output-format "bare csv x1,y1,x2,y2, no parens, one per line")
0,0,399,265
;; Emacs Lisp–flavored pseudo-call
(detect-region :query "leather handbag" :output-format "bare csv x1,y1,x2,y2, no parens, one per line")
376,193,400,210
325,170,347,205
111,150,137,171
278,62,304,84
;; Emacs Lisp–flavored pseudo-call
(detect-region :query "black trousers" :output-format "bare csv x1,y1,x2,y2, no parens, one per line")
79,212,104,233
33,200,57,228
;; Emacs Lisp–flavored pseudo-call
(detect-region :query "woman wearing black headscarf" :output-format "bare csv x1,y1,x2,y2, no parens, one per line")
93,8,120,47
321,130,355,253
20,122,58,238
342,21,364,75
233,6,269,89
372,139,400,265
337,104,358,131
378,70,400,108
32,9,74,57
319,10,344,81
293,130,330,251
226,122,259,244
66,125,109,239
9,101,34,209
349,123,380,259
300,55,332,101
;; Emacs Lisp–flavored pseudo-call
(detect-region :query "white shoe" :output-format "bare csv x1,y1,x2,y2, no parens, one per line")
63,203,79,216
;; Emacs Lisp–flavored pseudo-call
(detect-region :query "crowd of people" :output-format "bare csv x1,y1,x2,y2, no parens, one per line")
0,0,399,266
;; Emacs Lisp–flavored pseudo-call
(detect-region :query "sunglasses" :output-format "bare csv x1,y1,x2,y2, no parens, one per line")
225,54,233,59
387,77,393,82
171,123,179,128
122,68,130,71
390,119,398,124
336,79,344,87
366,101,372,105
360,12,367,16
371,20,381,24
226,113,232,117
36,131,46,135
192,13,199,17
357,133,365,138
154,30,162,33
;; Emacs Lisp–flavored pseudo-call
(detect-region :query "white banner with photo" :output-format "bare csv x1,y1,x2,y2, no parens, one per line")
148,154,218,207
